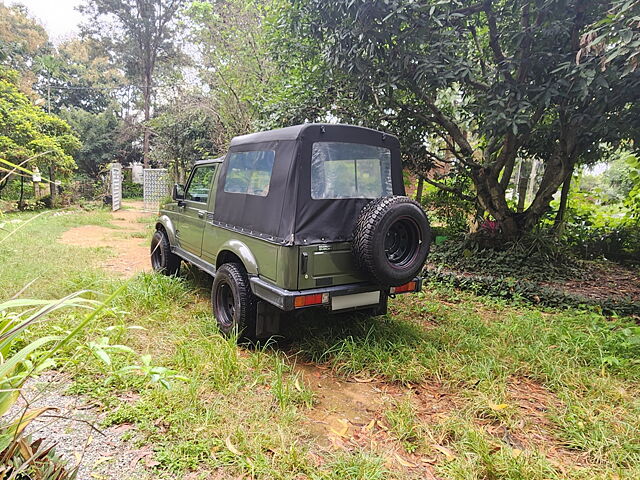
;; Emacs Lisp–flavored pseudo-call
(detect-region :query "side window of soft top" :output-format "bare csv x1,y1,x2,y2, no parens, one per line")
185,165,216,203
223,150,275,197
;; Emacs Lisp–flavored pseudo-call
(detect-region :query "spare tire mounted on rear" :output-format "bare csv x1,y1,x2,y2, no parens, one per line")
352,196,431,287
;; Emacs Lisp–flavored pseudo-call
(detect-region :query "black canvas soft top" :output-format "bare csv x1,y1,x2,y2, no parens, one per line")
229,123,397,148
212,123,405,246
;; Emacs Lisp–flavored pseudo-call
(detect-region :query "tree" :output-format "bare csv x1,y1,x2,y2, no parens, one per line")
0,4,50,94
0,68,80,202
151,93,226,182
59,107,122,177
35,39,124,115
79,0,187,167
274,0,640,239
186,0,277,139
579,0,640,74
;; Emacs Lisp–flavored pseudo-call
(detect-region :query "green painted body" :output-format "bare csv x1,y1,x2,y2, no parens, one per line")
157,159,364,291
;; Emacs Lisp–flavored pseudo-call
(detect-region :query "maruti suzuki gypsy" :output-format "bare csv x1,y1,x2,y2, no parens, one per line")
151,124,431,339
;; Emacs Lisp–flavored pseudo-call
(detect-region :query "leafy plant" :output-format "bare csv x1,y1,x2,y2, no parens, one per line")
429,231,583,282
424,268,640,316
0,288,123,478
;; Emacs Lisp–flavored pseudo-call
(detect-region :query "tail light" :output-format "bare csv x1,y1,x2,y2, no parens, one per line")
390,281,418,294
294,293,330,308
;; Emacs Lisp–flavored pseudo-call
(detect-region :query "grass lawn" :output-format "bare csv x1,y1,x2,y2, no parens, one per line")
1,206,639,479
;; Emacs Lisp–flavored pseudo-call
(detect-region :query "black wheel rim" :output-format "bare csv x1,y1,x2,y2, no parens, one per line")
216,281,236,328
384,216,420,268
151,237,164,270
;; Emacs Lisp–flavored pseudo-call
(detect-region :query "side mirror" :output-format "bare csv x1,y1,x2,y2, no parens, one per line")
172,184,185,200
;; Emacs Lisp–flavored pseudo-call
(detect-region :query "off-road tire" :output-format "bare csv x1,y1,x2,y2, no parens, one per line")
211,263,257,342
150,230,181,276
353,196,430,287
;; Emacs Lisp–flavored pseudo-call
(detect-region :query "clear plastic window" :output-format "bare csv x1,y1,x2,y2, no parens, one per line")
223,150,275,197
311,142,393,199
185,165,216,203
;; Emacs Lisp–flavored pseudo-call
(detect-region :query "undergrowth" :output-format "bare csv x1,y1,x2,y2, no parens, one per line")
429,232,585,282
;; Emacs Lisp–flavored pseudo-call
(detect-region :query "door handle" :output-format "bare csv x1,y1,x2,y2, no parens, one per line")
197,210,205,218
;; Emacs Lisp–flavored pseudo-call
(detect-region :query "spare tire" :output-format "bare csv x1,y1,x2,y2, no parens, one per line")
352,196,431,287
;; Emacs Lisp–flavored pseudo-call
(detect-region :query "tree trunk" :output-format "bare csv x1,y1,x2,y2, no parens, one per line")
0,176,9,198
142,75,152,168
415,176,424,203
517,159,529,212
18,175,25,210
553,168,574,233
525,158,539,206
49,166,56,204
512,158,522,201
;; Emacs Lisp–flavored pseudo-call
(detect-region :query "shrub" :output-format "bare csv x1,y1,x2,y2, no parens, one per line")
429,230,584,282
424,268,640,316
123,180,143,199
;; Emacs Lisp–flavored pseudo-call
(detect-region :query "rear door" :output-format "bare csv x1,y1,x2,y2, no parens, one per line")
176,164,217,256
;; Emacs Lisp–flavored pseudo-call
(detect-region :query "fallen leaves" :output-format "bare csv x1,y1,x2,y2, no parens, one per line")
225,436,242,456
329,418,351,438
394,452,417,468
432,444,456,461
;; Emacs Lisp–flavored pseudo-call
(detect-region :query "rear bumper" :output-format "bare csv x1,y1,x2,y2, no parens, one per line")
249,276,422,311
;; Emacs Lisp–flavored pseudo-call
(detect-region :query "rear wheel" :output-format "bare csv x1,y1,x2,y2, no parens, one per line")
150,230,181,275
353,196,431,286
211,263,257,342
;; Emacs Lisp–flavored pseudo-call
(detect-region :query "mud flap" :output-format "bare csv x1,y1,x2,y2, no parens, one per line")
256,301,281,339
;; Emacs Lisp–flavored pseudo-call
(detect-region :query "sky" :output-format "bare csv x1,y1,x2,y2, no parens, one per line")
10,0,84,44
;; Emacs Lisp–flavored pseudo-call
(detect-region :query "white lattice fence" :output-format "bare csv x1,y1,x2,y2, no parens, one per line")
110,163,122,211
143,168,170,211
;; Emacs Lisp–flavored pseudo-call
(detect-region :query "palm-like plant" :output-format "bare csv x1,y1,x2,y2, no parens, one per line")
0,289,124,479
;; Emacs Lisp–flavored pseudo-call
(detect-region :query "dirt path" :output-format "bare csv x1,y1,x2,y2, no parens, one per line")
59,201,153,277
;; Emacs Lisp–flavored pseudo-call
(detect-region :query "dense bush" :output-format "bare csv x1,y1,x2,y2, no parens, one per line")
429,230,584,282
123,180,143,199
559,190,640,263
424,268,640,317
421,182,475,237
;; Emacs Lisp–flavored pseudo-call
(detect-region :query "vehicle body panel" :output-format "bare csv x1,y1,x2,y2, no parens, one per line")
155,124,420,313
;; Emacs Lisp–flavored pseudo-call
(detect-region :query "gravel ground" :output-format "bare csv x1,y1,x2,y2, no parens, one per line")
4,371,155,480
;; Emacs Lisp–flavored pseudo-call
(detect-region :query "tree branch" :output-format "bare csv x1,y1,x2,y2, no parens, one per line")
483,0,514,83
423,176,475,202
451,3,485,16
408,85,479,166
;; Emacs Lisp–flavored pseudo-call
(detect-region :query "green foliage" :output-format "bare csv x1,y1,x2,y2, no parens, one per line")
0,288,122,478
35,39,123,114
384,396,424,453
557,179,640,261
424,269,640,316
421,180,474,237
0,4,49,80
429,232,583,282
603,150,638,202
122,180,142,198
150,94,224,180
0,67,80,177
59,107,120,177
627,153,640,220
269,0,640,238
579,0,640,75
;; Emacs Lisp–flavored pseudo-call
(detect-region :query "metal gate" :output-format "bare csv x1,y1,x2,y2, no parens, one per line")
111,163,122,211
143,168,170,211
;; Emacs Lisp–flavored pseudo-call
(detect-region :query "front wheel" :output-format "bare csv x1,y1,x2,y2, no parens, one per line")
211,263,257,342
150,230,181,275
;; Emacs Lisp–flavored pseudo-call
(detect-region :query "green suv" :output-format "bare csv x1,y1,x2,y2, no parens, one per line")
151,124,431,339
